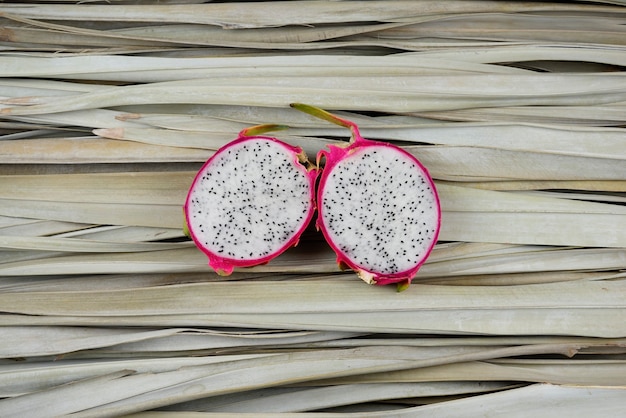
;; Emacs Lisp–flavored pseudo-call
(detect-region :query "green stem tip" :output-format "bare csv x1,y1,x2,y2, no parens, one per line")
396,280,411,292
290,103,359,136
240,123,289,137
182,208,191,239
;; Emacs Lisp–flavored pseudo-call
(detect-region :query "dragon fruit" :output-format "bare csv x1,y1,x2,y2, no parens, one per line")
184,124,318,276
291,103,441,291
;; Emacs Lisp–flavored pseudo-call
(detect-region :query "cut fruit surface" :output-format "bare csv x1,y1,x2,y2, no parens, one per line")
184,132,317,275
319,142,440,285
292,103,441,289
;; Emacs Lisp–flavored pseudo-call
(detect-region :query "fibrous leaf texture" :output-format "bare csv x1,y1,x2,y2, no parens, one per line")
0,1,625,416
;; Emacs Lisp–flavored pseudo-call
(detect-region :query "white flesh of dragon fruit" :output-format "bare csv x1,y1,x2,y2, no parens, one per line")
320,144,440,284
184,126,317,275
291,103,441,290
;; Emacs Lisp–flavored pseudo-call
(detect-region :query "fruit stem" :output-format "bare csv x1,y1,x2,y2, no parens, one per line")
290,103,361,140
396,280,411,292
239,123,289,137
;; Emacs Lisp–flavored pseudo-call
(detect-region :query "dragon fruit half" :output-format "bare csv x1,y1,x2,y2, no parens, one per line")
291,103,441,290
184,124,318,275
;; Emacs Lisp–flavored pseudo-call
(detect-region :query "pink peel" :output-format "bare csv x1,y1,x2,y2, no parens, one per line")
184,126,318,276
291,103,441,291
319,139,439,290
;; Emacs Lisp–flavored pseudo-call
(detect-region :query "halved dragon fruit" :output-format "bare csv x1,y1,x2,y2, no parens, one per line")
184,124,318,275
291,103,441,290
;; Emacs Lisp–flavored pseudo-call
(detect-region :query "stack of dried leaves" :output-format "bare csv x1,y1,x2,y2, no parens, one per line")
0,1,624,416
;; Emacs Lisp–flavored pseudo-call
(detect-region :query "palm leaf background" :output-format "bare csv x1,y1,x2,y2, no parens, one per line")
0,1,625,415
